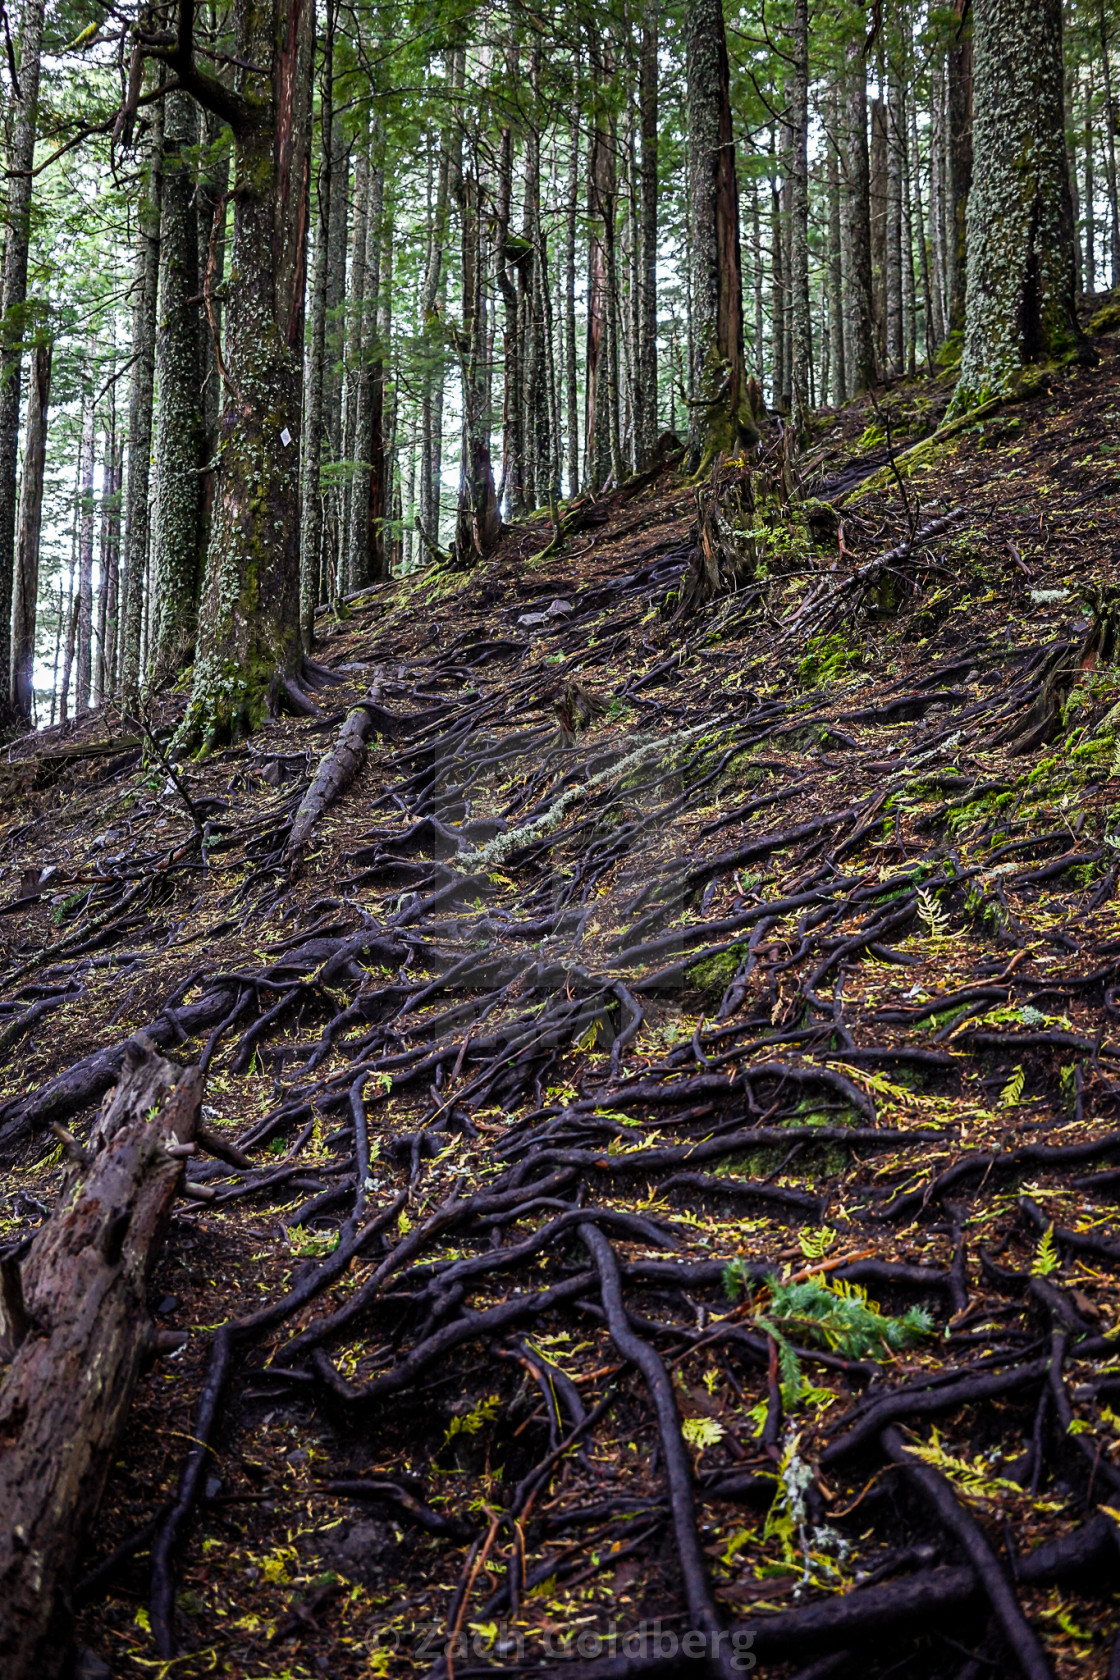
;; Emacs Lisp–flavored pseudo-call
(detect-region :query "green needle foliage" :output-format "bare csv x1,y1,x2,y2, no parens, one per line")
724,1264,934,1406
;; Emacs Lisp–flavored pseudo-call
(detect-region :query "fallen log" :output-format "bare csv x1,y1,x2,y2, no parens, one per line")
286,679,384,857
0,1036,203,1680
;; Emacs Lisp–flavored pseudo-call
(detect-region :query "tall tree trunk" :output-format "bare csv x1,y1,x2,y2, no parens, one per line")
300,0,334,646
638,8,658,465
750,176,765,384
105,429,123,698
197,104,228,472
886,77,904,376
121,103,163,710
911,100,936,370
94,378,115,707
902,103,917,377
952,0,1089,411
151,88,203,685
826,95,846,405
165,0,316,748
455,138,500,563
11,338,50,720
584,103,613,492
75,389,95,715
1066,62,1082,300
1085,71,1096,292
789,0,811,430
928,66,948,348
685,0,750,470
946,0,973,332
321,130,348,598
348,137,384,589
770,144,785,407
363,211,393,582
870,93,888,369
1100,0,1120,286
418,68,454,542
564,93,580,494
340,143,370,585
843,39,877,392
0,0,46,733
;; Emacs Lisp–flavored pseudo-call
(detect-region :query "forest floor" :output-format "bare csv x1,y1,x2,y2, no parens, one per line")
4,329,1120,1680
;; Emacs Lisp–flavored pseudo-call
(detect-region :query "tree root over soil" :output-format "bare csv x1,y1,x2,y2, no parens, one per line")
5,353,1120,1677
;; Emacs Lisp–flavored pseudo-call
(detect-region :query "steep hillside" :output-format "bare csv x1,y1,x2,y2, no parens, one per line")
4,339,1120,1680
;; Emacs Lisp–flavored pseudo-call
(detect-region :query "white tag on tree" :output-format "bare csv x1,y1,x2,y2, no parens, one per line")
280,427,292,447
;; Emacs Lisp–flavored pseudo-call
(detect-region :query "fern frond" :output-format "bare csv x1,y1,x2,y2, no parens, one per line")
1031,1223,1060,1276
1000,1065,1025,1108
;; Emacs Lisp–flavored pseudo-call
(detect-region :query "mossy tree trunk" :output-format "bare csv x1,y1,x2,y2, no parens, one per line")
685,0,753,472
0,0,46,735
121,104,163,712
151,0,315,749
11,340,50,721
951,0,1089,412
150,88,203,687
299,0,333,648
842,35,877,394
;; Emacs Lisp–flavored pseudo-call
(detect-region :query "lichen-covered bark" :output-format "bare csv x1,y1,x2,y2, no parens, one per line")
638,8,659,469
0,0,46,732
952,0,1087,410
454,144,500,565
789,0,811,431
300,0,334,646
685,0,752,471
150,89,203,686
11,340,50,720
75,391,94,715
175,0,315,749
842,37,877,395
121,106,163,710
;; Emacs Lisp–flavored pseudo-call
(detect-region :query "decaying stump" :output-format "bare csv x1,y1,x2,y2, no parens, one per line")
0,1036,203,1680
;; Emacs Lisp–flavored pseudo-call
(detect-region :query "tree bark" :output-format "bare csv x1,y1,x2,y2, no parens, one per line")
770,135,785,405
151,88,203,686
299,0,334,646
911,99,936,370
685,0,751,471
564,93,580,495
0,0,46,735
789,0,811,430
75,389,95,715
0,1040,203,1680
1084,70,1096,292
121,104,163,710
365,216,393,580
584,100,614,492
638,9,659,467
11,339,50,721
843,39,877,393
1099,0,1120,286
826,95,846,405
952,0,1089,410
164,0,316,748
339,143,370,588
94,378,115,708
348,136,384,589
946,0,973,332
886,78,904,376
870,93,888,369
454,132,500,564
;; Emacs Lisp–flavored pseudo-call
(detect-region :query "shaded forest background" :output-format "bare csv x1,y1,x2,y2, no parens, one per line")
0,0,1115,731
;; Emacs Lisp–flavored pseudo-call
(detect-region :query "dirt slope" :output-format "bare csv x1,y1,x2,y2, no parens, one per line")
3,338,1120,1680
